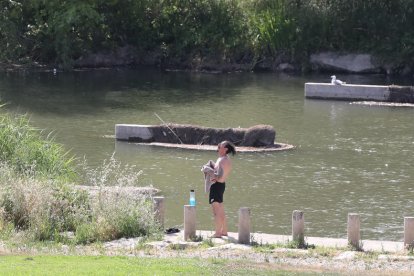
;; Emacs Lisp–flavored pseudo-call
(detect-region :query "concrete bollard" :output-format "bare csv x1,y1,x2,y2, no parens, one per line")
238,207,251,244
184,205,196,241
404,217,414,249
292,210,305,246
347,213,361,248
153,196,165,229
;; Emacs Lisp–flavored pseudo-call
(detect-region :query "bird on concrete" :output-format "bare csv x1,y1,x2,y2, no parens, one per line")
331,75,346,85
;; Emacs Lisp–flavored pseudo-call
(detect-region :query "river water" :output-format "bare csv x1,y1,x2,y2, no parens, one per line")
1,69,413,241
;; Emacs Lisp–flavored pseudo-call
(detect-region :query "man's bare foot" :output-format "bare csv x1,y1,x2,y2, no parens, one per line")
221,233,228,236
209,234,222,238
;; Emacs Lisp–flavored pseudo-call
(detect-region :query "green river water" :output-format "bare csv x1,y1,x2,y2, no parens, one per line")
1,69,413,241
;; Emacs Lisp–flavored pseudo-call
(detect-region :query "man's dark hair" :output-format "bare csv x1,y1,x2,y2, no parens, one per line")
223,141,236,156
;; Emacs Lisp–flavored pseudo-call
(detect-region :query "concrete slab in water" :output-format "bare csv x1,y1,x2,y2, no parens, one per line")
115,124,294,152
305,83,390,101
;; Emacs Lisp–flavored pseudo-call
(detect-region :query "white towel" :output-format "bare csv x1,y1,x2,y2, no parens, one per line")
201,160,215,193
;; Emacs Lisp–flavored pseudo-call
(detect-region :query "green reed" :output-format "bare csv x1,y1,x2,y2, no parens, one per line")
0,112,76,181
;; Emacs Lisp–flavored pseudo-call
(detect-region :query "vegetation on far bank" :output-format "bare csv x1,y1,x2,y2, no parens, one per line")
0,111,160,245
1,0,414,72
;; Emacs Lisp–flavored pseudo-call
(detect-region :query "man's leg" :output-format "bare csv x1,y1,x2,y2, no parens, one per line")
212,202,223,237
220,203,228,236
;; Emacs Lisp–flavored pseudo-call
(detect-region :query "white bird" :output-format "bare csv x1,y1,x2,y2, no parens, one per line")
331,75,346,85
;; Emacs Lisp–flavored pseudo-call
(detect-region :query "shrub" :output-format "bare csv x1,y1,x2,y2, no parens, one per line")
0,158,160,244
77,156,159,243
0,163,89,241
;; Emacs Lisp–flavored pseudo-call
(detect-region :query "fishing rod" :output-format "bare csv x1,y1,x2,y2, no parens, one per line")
154,112,184,144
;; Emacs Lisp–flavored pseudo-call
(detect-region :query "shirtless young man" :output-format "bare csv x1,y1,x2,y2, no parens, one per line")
209,140,236,238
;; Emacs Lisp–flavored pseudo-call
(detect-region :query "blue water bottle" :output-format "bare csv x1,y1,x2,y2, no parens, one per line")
189,189,196,206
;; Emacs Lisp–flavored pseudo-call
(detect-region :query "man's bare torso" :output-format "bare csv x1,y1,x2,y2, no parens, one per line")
214,156,232,183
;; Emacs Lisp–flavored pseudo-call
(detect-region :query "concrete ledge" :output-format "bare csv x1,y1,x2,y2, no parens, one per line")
305,83,390,101
115,124,156,141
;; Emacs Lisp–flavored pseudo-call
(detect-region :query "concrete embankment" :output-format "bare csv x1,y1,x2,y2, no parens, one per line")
305,83,414,103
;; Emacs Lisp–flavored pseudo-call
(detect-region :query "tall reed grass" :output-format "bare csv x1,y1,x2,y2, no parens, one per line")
76,156,159,244
0,158,160,244
0,112,76,181
0,163,88,241
0,112,160,244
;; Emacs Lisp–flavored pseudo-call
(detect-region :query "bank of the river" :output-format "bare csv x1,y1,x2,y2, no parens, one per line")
3,1,414,76
1,231,413,275
1,52,413,77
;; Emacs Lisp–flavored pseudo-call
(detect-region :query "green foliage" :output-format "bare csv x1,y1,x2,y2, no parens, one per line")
248,0,296,56
0,0,25,61
0,112,76,181
200,237,214,247
286,239,315,249
1,0,414,69
154,0,249,61
77,157,159,243
0,169,87,241
0,158,160,244
28,0,104,68
97,0,159,49
74,222,97,244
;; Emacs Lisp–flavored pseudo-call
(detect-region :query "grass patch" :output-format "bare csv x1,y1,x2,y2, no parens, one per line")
357,250,381,261
252,242,280,253
252,238,315,253
0,255,340,275
347,241,364,252
282,239,315,250
200,237,215,248
189,232,204,243
308,246,342,258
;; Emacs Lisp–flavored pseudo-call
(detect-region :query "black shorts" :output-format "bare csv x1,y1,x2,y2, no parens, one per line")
209,182,225,204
